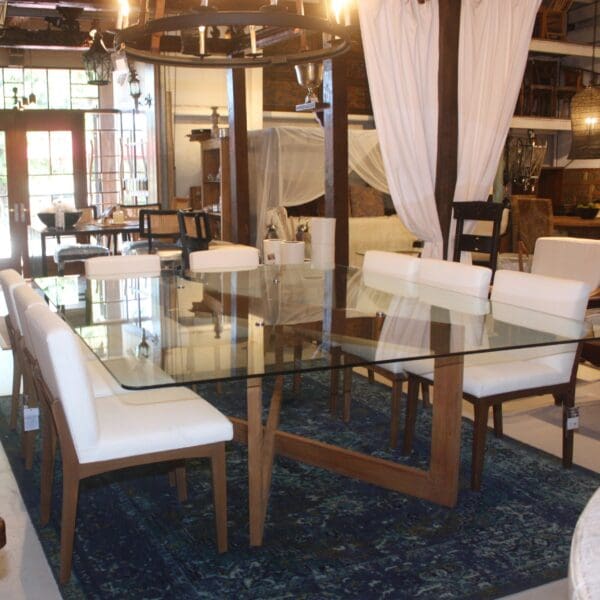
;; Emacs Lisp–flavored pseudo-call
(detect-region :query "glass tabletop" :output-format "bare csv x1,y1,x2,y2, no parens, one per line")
34,264,593,390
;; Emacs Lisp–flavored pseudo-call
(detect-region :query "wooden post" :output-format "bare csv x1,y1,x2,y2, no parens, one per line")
435,0,461,259
227,69,251,245
322,57,349,268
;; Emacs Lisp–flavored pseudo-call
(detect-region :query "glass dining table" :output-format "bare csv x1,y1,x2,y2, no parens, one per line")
34,264,593,547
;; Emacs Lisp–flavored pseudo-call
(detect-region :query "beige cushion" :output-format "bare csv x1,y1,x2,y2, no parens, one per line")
189,245,259,272
85,254,161,278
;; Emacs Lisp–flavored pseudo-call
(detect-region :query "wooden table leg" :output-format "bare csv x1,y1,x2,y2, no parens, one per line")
247,377,265,546
428,354,463,506
247,375,284,546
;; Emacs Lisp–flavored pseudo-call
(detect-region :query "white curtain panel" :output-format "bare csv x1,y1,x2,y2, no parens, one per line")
451,0,540,259
455,0,541,205
359,0,442,258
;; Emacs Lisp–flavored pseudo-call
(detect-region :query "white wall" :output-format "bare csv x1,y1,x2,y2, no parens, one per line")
172,66,263,197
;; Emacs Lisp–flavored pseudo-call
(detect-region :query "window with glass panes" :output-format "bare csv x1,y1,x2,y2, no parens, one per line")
1,68,99,110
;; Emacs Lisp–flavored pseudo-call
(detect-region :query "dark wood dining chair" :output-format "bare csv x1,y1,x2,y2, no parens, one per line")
178,210,212,269
452,199,507,282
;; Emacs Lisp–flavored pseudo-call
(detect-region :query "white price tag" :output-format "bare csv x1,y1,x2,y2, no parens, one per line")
567,415,580,431
23,406,40,432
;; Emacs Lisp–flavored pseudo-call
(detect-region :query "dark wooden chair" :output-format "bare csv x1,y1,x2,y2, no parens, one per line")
536,0,574,41
510,196,554,271
122,209,182,259
178,210,212,269
527,58,559,117
556,66,583,118
452,199,507,282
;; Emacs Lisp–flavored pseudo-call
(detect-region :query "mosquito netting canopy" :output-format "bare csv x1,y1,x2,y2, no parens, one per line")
247,126,393,245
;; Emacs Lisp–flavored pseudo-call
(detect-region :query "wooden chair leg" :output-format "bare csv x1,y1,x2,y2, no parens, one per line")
553,393,563,406
23,430,35,470
40,414,56,527
59,470,80,584
211,444,228,554
471,402,490,491
368,369,375,384
342,366,352,423
293,344,302,394
329,349,341,415
168,468,176,487
421,381,430,408
492,404,503,438
175,464,188,503
10,354,21,431
560,392,575,468
402,377,420,456
389,379,403,449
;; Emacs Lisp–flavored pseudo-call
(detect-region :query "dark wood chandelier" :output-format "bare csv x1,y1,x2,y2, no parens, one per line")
114,1,353,69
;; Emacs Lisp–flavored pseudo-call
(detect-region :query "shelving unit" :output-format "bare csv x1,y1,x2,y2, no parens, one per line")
197,137,231,241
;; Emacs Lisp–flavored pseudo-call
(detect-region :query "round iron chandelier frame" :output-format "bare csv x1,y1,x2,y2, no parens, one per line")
114,10,352,69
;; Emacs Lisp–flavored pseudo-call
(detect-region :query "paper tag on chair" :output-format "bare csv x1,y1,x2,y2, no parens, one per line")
23,406,40,432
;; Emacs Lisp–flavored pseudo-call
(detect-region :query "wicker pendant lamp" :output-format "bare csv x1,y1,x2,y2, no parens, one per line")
570,0,600,159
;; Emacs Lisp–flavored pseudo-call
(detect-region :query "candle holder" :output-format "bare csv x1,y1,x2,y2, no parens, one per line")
294,62,324,104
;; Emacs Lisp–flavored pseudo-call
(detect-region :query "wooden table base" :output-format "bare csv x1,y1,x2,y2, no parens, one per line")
238,355,464,546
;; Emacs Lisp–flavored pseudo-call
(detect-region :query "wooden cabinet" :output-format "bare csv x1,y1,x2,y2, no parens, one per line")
194,137,231,241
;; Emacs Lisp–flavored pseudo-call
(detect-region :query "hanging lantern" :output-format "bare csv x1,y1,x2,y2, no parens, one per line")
569,0,600,159
83,30,112,86
569,86,600,159
128,67,141,111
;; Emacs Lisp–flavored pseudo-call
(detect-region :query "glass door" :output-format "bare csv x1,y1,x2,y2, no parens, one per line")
0,110,86,275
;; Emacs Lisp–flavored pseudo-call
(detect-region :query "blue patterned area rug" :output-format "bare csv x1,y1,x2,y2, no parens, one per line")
1,371,599,600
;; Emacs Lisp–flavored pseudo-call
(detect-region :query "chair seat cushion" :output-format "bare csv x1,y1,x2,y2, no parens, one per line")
54,244,110,262
413,355,571,399
79,387,233,463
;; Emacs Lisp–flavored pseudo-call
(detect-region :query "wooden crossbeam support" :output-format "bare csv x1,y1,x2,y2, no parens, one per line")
151,0,165,52
435,0,461,259
227,68,251,245
322,57,349,268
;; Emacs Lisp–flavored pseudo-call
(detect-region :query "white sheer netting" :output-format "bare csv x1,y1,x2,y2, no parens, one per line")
248,127,392,245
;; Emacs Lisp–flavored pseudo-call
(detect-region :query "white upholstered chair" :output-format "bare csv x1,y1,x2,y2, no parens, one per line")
13,284,48,467
334,251,423,446
85,253,161,278
531,237,600,293
404,269,590,491
189,245,260,272
0,269,26,432
25,303,233,583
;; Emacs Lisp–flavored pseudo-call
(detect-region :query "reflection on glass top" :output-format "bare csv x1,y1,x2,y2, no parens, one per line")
34,265,592,390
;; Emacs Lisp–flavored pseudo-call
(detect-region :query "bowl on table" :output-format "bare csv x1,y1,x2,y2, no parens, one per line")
37,211,82,229
575,206,599,220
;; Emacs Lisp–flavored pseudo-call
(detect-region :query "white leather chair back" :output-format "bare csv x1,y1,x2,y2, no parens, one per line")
0,269,26,333
85,254,161,278
492,270,591,321
531,237,600,292
418,258,491,298
26,303,98,456
363,250,420,281
13,284,46,353
189,245,259,272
